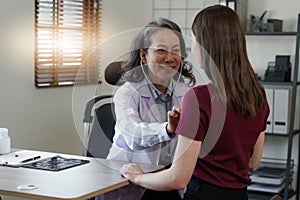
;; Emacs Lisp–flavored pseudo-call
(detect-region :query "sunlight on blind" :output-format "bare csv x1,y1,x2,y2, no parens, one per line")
35,0,101,88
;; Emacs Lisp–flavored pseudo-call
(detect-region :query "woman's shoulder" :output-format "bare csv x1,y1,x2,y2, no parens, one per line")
118,80,145,90
115,79,150,97
190,83,212,95
182,84,213,104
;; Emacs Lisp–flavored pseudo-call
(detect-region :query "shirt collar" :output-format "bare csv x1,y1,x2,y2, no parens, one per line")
132,77,187,98
148,80,173,100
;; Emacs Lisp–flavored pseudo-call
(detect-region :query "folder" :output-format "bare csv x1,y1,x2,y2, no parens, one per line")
248,182,285,193
265,88,274,133
273,89,291,134
250,174,285,185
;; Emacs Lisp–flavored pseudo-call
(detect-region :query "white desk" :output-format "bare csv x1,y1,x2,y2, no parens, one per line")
0,150,162,200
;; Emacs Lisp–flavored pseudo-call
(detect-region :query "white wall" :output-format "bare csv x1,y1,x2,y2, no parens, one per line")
0,0,153,157
0,0,82,155
0,1,151,199
0,0,299,199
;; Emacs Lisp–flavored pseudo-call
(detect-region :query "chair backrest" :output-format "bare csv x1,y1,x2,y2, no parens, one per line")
104,61,124,86
83,61,123,158
86,98,115,158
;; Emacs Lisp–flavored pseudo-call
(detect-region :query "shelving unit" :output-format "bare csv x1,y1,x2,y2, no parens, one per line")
246,14,300,200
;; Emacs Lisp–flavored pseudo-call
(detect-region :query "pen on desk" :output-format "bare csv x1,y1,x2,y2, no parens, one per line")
19,156,41,163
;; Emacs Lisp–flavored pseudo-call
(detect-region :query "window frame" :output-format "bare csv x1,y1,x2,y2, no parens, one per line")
34,0,101,88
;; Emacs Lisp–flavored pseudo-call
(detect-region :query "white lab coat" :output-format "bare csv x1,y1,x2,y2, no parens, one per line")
107,78,188,164
97,78,188,200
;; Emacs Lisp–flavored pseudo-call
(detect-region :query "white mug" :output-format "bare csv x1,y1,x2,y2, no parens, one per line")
0,128,11,154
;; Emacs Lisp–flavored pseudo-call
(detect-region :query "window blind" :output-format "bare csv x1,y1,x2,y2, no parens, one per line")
35,0,101,88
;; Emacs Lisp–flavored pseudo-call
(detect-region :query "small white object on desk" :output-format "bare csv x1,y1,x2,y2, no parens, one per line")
0,128,11,154
17,184,38,190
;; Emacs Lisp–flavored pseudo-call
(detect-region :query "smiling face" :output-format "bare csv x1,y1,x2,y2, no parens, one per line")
140,28,182,87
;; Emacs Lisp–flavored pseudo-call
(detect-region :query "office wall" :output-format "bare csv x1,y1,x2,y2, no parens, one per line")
0,0,299,199
0,0,152,157
0,0,81,155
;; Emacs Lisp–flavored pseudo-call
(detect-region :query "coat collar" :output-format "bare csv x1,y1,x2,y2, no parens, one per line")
130,78,188,98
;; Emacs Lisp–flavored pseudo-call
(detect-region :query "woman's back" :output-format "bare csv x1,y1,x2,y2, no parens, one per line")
177,84,269,188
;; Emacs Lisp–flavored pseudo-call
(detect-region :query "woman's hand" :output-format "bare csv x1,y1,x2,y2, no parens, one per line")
166,106,181,134
120,163,144,184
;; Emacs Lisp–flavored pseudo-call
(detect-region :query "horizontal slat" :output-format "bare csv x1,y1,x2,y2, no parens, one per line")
35,75,98,81
36,60,84,64
36,77,98,84
36,73,98,81
35,64,99,71
36,70,99,75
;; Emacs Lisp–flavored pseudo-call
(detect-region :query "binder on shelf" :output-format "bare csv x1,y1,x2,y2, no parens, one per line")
248,167,286,194
248,182,285,193
253,167,286,178
247,157,294,194
250,174,285,185
273,89,291,134
265,88,274,133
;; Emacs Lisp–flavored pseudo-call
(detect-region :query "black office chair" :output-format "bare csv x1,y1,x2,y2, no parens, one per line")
83,61,123,158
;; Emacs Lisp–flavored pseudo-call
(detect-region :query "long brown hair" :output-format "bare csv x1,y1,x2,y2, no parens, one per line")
192,5,266,117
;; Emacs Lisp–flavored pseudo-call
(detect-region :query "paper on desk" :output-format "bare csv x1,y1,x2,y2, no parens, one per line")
0,149,54,167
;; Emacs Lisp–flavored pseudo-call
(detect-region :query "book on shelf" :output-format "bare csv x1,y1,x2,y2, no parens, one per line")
247,182,285,193
253,167,286,178
250,174,285,185
247,162,288,194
